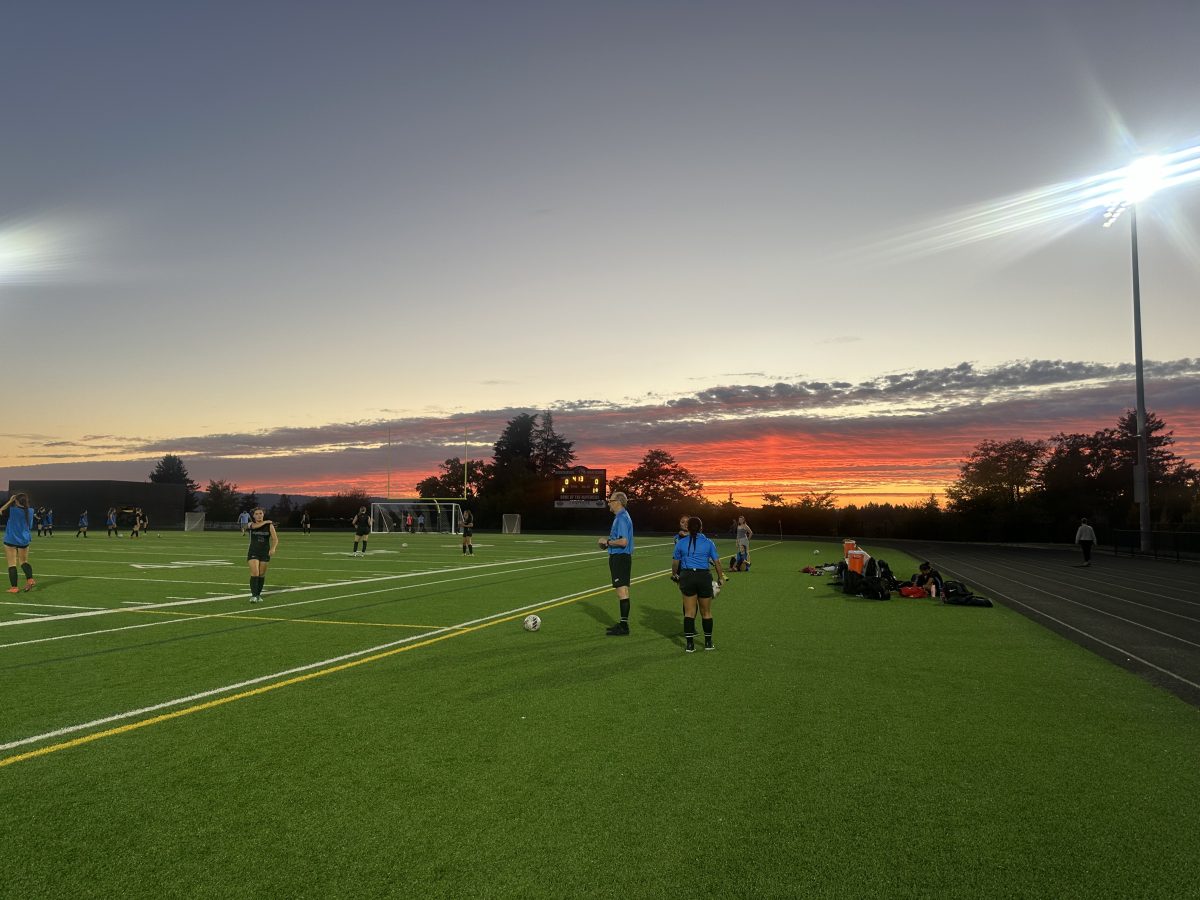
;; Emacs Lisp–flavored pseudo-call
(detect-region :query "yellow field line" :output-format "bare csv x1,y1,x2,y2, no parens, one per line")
126,607,446,630
1,575,665,769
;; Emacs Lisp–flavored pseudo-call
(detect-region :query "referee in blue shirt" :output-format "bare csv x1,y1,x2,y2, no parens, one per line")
598,492,634,635
672,516,725,652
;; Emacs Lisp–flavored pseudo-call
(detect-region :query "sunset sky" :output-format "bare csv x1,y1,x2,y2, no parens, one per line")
3,2,1198,506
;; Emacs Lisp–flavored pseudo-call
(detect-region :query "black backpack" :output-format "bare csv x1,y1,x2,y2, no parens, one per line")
842,569,864,595
942,580,993,608
863,557,880,578
877,560,901,590
861,576,891,601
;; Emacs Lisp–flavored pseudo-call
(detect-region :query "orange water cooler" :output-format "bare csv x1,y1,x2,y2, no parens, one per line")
847,549,869,574
843,539,857,557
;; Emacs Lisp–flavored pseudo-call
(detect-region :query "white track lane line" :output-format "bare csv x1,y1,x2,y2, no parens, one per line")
1,572,667,754
956,578,1200,695
941,556,1200,649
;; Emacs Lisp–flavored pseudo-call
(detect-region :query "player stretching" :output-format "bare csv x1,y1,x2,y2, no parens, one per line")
351,506,370,556
461,508,475,555
246,508,278,603
598,492,634,635
2,493,36,593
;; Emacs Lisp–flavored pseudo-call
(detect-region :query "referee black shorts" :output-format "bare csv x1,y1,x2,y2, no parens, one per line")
608,553,632,589
678,569,713,598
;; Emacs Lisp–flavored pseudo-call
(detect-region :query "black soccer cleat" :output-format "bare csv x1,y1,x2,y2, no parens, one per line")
685,638,695,653
704,638,714,651
605,621,630,636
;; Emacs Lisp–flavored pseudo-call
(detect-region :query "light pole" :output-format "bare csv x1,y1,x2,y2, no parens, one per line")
1126,204,1152,552
1102,155,1169,553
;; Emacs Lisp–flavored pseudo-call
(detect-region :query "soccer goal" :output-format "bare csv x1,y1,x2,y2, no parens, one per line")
184,512,206,532
370,501,463,535
501,514,521,535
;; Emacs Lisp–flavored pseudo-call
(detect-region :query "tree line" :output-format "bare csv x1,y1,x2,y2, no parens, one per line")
146,406,1199,542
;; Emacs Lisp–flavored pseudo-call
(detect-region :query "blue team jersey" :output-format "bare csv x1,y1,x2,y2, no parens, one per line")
44,511,53,526
4,506,34,547
79,512,89,526
607,509,634,555
673,532,718,569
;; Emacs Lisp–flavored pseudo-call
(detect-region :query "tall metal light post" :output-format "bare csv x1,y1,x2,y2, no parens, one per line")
1126,204,1152,552
1102,155,1166,554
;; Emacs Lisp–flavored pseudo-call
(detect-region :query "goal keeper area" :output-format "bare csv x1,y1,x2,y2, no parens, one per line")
501,514,521,534
184,512,206,532
370,501,463,535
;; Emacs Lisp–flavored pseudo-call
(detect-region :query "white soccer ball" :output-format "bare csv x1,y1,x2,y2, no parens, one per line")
402,542,408,548
813,549,821,555
712,580,722,597
523,614,541,632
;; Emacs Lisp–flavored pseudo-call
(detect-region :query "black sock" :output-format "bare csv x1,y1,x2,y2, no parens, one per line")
250,577,257,595
7,566,16,587
361,541,367,552
255,576,265,595
353,541,359,552
21,563,32,580
703,618,713,637
684,616,695,638
619,598,630,623
469,546,473,554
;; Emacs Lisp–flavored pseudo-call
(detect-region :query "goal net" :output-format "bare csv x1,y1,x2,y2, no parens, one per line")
184,512,206,532
502,514,521,534
370,501,463,535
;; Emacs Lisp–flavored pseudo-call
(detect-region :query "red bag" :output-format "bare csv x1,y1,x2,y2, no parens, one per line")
899,585,927,598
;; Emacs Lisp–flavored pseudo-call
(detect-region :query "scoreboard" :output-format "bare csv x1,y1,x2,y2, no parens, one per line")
554,467,607,508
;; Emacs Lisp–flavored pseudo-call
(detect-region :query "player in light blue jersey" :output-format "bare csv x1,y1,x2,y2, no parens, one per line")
672,516,724,652
2,493,36,593
598,492,634,635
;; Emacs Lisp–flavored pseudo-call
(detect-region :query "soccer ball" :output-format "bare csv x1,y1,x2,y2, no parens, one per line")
812,549,821,555
402,542,408,548
712,580,722,597
523,614,541,632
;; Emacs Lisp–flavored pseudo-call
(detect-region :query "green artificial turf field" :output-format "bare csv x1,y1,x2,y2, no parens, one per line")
2,529,1198,898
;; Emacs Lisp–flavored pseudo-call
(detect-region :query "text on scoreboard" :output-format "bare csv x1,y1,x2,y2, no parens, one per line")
553,468,607,508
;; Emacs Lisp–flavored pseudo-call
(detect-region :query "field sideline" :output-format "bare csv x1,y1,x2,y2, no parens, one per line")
2,529,1198,897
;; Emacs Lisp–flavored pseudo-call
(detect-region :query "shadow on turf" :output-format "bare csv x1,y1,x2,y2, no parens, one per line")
578,599,682,645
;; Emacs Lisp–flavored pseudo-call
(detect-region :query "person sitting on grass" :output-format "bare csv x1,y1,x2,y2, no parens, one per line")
914,562,943,598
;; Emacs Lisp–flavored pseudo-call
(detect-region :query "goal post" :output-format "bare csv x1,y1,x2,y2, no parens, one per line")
501,514,521,535
370,500,463,535
184,512,206,532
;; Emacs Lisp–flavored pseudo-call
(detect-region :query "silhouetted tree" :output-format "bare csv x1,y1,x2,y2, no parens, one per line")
149,454,200,512
203,479,241,522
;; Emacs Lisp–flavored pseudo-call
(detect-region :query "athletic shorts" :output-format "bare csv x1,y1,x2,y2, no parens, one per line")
247,551,271,563
608,553,632,589
355,528,370,537
462,527,473,538
678,569,714,598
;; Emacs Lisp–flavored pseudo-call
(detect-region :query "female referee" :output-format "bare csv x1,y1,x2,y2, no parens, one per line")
246,507,278,603
672,516,724,653
2,493,36,593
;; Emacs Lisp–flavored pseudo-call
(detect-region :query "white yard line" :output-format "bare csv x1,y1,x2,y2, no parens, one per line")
0,572,664,754
0,551,641,650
